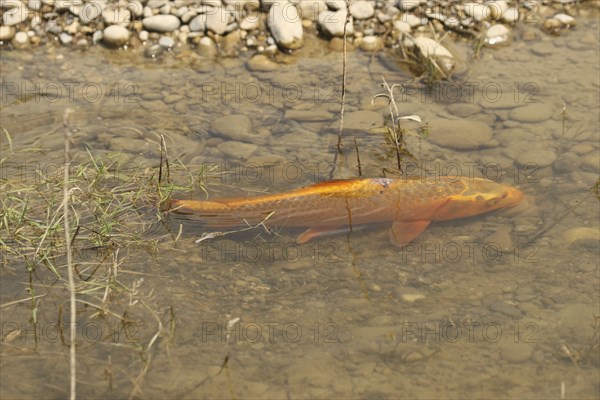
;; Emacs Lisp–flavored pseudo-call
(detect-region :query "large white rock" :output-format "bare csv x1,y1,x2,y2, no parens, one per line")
291,0,327,22
318,9,353,37
2,1,28,26
325,0,346,10
0,25,16,40
142,15,181,32
463,2,489,22
403,13,422,27
501,7,519,23
189,14,207,31
102,6,131,25
393,19,411,35
206,7,229,34
485,24,511,46
268,2,304,50
349,0,374,19
412,36,453,58
79,1,103,24
103,25,130,46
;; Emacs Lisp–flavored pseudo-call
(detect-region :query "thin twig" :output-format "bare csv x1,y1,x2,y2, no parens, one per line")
63,108,76,400
353,137,362,177
330,0,352,179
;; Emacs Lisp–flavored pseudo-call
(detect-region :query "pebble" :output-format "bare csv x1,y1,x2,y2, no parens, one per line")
403,13,423,28
189,15,207,32
127,0,144,17
529,42,554,56
490,301,523,318
428,118,493,150
102,7,131,25
139,30,149,41
103,25,130,47
294,0,327,21
487,0,508,20
12,31,29,48
285,110,334,122
142,15,181,33
342,110,384,131
144,43,164,58
446,103,481,117
247,54,279,71
520,30,536,42
240,14,260,30
557,304,598,345
59,32,72,45
395,287,426,303
268,2,304,50
0,25,16,41
561,227,599,248
500,342,533,363
211,115,253,142
79,3,102,24
509,103,553,123
393,19,411,35
512,147,557,168
328,37,355,51
485,226,513,252
581,152,599,172
398,0,418,11
349,1,374,20
217,141,258,159
198,36,217,57
92,30,103,44
543,18,562,34
28,0,41,11
485,24,511,46
206,7,229,35
411,36,455,72
359,35,383,51
463,3,489,22
553,153,581,173
158,35,175,48
501,7,519,23
554,13,576,26
571,142,595,155
2,1,28,26
326,0,347,11
401,292,426,303
318,10,354,37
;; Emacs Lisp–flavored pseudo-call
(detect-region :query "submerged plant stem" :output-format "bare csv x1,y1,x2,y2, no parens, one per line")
62,109,76,400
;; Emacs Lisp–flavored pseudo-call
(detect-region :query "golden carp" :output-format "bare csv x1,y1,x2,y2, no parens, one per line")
169,177,524,246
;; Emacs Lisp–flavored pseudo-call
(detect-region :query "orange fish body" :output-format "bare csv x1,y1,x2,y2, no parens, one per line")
169,177,524,246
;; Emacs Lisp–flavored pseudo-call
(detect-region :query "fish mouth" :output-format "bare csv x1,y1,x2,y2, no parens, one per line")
502,185,525,207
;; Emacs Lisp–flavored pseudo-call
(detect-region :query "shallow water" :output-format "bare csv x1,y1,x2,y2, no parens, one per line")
1,17,599,400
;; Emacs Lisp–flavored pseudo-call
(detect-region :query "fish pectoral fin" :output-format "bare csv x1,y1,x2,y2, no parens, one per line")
296,226,346,244
388,220,431,247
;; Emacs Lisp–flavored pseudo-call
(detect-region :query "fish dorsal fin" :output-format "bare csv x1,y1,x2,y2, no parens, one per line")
307,179,364,188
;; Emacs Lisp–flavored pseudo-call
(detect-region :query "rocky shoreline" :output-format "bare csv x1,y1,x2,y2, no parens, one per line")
0,0,595,71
